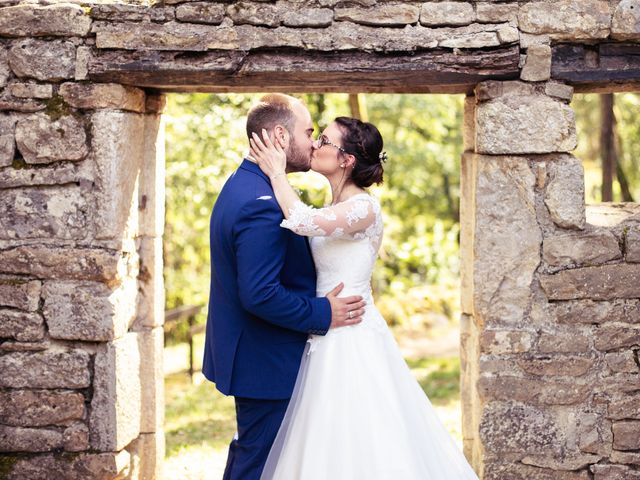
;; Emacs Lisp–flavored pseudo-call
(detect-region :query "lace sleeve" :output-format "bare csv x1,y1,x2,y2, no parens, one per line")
280,195,378,239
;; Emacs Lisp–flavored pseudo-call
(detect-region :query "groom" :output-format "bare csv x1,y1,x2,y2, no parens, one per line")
203,94,365,480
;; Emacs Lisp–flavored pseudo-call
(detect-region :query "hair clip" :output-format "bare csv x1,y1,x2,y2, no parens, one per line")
379,151,388,163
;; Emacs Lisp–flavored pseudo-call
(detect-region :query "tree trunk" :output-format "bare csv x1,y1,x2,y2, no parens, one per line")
600,93,615,202
348,94,368,122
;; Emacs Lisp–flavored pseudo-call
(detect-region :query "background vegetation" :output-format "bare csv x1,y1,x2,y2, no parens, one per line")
162,92,640,478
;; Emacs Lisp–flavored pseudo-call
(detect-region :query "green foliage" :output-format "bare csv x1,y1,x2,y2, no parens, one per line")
164,93,464,339
573,93,640,202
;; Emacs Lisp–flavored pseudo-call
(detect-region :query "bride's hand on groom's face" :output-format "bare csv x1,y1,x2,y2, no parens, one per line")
326,282,366,329
250,129,287,179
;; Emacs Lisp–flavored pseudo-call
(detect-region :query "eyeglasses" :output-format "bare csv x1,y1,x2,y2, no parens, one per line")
317,134,347,154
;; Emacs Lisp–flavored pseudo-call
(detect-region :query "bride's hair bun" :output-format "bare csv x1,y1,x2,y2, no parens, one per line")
334,117,385,188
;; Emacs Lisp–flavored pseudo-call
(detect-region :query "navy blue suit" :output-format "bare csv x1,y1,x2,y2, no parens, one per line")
203,159,331,479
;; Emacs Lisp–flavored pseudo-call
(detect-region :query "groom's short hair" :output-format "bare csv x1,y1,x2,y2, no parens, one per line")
246,94,299,140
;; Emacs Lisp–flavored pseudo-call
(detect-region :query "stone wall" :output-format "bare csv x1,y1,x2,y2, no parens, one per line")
0,0,639,479
461,80,640,479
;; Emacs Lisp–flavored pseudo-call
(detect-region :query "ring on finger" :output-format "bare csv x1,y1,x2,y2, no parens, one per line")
348,311,353,319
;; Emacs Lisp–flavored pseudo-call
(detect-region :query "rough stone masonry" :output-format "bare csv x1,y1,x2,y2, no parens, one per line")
0,0,639,479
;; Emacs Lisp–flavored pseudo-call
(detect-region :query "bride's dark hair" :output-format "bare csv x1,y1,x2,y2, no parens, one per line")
334,117,385,188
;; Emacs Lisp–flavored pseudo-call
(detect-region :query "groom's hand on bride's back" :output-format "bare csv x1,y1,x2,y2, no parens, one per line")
326,282,365,329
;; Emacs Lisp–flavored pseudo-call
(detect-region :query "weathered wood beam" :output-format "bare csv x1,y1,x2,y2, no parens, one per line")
88,46,520,94
552,43,640,93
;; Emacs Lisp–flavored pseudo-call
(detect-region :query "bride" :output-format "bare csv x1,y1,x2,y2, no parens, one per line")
249,117,479,480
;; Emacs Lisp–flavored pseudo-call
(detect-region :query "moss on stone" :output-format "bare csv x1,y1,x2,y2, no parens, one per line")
45,95,71,122
11,157,27,170
0,455,19,479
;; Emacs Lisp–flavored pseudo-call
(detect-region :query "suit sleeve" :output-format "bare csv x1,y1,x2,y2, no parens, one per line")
234,197,332,335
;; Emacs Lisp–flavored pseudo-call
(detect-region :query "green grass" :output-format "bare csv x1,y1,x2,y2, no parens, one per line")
164,333,463,479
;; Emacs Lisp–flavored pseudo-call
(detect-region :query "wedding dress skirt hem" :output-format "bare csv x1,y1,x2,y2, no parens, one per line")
260,308,480,480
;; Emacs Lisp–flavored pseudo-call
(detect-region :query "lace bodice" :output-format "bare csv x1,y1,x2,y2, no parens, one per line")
280,193,383,299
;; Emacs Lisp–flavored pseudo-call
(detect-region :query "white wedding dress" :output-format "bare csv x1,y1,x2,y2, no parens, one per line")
260,193,479,480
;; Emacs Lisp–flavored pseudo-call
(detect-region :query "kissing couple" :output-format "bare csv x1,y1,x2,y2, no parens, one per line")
202,94,479,480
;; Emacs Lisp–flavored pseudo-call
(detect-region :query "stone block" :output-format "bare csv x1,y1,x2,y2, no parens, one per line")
592,464,640,480
0,4,92,37
521,44,551,82
521,453,602,470
0,158,93,190
420,2,474,26
43,280,137,342
236,23,439,52
90,4,175,22
126,431,164,480
543,229,621,269
545,81,574,102
477,375,590,405
63,422,89,452
0,245,122,282
0,186,89,240
518,0,611,40
145,93,167,114
0,310,44,342
463,95,475,152
460,154,541,327
90,332,141,451
605,351,640,373
577,412,613,455
594,324,640,351
484,462,591,480
75,45,91,81
0,425,64,452
336,4,420,26
479,401,560,454
479,330,534,354
0,350,90,389
476,94,576,154
626,226,640,262
5,450,131,479
9,39,76,81
135,237,164,328
283,8,334,27
0,113,16,167
477,3,518,23
139,327,164,433
227,2,282,27
138,113,166,238
91,110,146,240
611,449,640,465
0,340,49,352
0,390,85,427
552,299,639,324
94,21,239,51
540,264,640,301
8,82,53,99
59,83,145,112
0,278,40,311
176,2,225,24
520,32,551,49
16,113,88,164
0,45,9,88
517,355,594,376
608,393,640,420
537,330,590,353
613,420,640,450
544,155,585,229
612,0,640,40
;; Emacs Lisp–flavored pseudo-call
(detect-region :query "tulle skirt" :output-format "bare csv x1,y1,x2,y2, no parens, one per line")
260,307,480,480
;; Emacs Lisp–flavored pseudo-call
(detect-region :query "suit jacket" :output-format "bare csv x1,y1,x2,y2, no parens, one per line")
202,159,331,399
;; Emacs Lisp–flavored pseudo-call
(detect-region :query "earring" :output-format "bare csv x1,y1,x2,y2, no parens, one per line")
340,164,345,168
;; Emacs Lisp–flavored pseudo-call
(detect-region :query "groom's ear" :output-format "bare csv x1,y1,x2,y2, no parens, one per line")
274,125,289,147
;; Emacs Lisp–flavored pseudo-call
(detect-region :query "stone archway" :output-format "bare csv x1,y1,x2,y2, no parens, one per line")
1,2,640,479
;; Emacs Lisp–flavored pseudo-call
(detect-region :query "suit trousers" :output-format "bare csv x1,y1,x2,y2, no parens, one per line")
223,396,290,480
